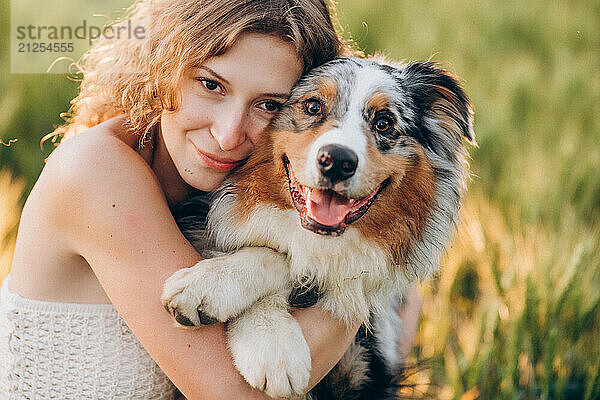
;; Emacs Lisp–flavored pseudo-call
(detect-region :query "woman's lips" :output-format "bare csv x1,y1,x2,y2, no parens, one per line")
191,142,245,172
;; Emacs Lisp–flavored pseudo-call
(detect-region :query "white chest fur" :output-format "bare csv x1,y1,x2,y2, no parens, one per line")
207,194,409,323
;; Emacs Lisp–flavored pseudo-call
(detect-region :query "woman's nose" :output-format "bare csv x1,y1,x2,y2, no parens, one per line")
210,102,247,152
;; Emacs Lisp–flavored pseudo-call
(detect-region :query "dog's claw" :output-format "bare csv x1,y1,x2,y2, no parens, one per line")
197,310,219,325
174,311,196,326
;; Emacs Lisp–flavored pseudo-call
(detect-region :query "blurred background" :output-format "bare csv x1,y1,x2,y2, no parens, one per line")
1,0,599,398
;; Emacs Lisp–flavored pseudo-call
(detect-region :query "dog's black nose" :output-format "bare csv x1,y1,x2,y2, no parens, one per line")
317,144,358,184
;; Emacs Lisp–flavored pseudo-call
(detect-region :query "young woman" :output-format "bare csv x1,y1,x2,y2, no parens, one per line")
2,0,421,398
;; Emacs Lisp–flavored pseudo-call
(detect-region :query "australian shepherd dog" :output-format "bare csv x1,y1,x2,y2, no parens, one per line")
162,57,475,399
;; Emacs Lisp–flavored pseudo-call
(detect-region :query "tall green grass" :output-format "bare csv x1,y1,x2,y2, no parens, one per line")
410,192,600,399
1,0,599,398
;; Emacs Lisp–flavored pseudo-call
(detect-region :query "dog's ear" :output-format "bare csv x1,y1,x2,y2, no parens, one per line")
402,62,476,152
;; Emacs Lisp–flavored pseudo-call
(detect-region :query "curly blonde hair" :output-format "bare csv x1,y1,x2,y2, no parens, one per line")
53,0,357,145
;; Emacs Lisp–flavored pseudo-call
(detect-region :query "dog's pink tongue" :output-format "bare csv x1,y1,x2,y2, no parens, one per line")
306,189,352,226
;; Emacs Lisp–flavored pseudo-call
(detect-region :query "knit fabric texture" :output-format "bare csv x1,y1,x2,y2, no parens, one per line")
0,275,177,399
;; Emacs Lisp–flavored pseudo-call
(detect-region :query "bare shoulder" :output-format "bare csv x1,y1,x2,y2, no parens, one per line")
9,119,173,301
35,121,167,245
46,118,153,188
38,121,193,263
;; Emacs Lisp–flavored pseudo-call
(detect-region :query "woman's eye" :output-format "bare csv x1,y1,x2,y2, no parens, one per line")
198,78,224,94
304,99,323,116
373,116,393,134
257,100,283,113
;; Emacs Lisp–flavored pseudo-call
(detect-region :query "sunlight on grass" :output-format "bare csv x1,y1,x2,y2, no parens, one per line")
404,191,600,399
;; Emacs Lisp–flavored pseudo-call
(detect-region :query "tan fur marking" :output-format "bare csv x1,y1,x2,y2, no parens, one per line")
292,100,308,125
355,143,436,267
231,138,290,223
272,120,338,184
230,119,339,222
366,92,392,113
290,79,337,128
317,78,338,103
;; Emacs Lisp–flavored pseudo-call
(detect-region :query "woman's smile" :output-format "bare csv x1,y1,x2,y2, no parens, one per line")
190,139,247,171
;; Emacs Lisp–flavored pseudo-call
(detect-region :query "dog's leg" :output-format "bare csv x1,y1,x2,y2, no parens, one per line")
227,291,311,399
161,247,289,326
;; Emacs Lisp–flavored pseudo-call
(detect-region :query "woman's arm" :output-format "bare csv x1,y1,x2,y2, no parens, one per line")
37,130,356,399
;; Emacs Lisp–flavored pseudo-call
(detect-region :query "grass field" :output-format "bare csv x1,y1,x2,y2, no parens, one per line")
1,0,599,398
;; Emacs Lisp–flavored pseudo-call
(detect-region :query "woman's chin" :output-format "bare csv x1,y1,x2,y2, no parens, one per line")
183,169,228,193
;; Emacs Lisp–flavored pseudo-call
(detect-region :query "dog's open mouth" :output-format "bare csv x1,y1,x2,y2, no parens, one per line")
283,155,389,236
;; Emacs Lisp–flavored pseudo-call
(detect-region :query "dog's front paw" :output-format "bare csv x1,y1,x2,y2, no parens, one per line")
228,308,311,398
161,261,249,326
161,266,216,326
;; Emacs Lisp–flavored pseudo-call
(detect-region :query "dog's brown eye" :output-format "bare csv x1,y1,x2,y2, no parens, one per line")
374,116,393,133
305,99,323,116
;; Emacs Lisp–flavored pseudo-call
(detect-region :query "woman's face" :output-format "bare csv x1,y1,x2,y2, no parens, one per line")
160,33,304,192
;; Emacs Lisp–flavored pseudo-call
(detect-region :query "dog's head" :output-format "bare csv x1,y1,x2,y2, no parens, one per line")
270,57,475,245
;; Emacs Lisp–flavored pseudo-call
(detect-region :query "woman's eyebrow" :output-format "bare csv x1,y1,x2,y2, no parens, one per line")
198,66,231,86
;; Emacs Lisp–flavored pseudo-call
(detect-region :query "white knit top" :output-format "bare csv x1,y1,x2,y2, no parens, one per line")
0,275,177,399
